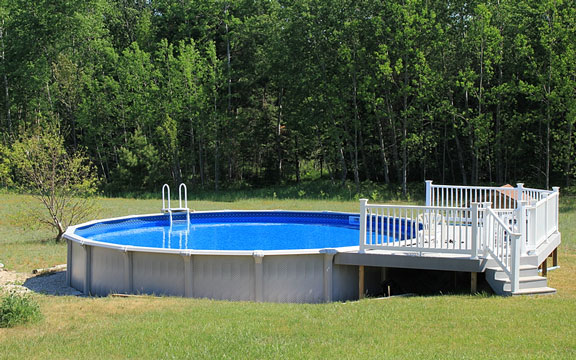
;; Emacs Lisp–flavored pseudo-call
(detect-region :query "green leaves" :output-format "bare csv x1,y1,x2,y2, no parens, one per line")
0,0,575,191
0,291,42,328
8,128,100,240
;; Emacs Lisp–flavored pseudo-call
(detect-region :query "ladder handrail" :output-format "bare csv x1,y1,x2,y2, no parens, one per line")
162,184,171,210
161,183,190,226
179,183,188,209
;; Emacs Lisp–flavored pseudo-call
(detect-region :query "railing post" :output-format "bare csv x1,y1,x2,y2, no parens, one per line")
510,233,521,293
526,200,537,253
471,203,479,258
516,183,524,206
552,187,560,233
483,202,492,254
511,203,525,293
541,192,549,239
516,200,527,255
425,180,433,206
359,199,368,253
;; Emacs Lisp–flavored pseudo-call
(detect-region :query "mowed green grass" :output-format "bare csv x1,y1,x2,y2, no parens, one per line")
0,193,575,359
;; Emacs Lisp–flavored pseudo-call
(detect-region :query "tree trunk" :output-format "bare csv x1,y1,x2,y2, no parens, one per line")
295,135,300,183
495,11,504,184
377,118,390,184
359,127,370,181
338,140,347,186
214,140,219,191
0,20,10,134
190,122,197,183
199,136,205,186
352,60,360,190
452,114,468,185
386,92,401,184
546,100,551,189
442,121,447,184
173,151,182,185
401,68,408,197
276,87,284,180
224,9,232,115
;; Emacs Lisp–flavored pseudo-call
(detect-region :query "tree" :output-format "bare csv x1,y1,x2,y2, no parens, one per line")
10,129,99,241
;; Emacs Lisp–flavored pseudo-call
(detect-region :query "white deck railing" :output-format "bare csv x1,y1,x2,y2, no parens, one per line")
426,181,559,251
526,190,559,251
359,202,475,255
359,181,560,293
426,182,518,209
425,181,555,210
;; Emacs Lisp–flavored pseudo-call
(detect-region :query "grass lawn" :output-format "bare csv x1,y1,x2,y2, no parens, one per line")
0,192,575,359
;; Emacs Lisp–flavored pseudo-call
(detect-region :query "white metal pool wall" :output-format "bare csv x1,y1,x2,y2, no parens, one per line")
65,221,359,303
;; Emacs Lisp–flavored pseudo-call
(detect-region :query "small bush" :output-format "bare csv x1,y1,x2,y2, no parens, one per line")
0,291,42,328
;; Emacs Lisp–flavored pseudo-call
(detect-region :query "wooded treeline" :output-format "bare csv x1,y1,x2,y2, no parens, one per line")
0,0,574,194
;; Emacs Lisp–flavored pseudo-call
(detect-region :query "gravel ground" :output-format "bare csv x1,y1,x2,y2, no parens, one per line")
0,268,82,296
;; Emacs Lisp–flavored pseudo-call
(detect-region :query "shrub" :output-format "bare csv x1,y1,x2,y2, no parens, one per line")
0,291,42,328
10,129,100,242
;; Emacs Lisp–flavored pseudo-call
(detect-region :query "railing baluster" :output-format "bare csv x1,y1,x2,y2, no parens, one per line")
369,208,374,245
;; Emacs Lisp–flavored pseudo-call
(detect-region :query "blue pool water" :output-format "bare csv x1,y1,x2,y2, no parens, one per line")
74,211,413,251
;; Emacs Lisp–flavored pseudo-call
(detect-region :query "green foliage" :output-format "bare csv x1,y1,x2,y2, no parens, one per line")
112,128,162,192
0,291,42,328
9,129,100,241
0,0,575,193
0,143,12,187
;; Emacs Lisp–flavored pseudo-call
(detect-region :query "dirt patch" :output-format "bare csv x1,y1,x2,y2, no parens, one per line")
0,269,29,286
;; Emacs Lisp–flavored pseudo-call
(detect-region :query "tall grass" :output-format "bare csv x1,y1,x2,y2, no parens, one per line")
0,292,42,328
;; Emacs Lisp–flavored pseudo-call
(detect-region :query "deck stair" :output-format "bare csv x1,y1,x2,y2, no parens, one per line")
161,183,190,225
484,256,556,296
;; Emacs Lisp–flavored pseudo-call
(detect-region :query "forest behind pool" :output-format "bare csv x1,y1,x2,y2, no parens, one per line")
0,0,575,195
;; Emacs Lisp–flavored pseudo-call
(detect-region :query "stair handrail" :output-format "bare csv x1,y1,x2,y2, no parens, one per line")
482,204,522,293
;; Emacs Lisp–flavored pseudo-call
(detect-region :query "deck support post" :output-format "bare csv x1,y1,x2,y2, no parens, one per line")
381,267,388,282
358,265,365,300
470,272,477,294
541,258,548,276
381,268,390,297
552,248,558,267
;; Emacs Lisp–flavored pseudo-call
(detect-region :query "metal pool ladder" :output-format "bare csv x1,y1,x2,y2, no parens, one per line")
162,183,190,225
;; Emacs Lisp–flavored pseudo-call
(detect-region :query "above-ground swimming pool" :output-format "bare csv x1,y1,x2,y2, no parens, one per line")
65,211,419,303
